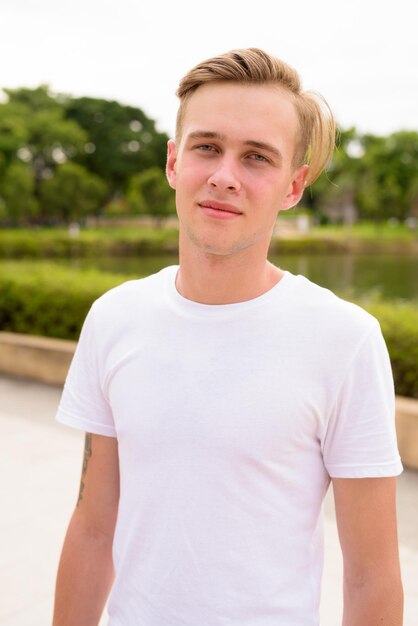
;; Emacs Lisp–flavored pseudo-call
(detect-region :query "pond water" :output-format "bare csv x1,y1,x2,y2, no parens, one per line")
56,252,418,301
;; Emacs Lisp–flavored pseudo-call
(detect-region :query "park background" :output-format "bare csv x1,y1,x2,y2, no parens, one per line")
0,0,417,624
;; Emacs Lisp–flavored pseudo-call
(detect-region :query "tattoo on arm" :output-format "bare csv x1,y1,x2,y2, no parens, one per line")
77,433,92,506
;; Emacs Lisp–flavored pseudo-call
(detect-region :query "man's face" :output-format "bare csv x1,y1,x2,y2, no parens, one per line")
166,82,308,258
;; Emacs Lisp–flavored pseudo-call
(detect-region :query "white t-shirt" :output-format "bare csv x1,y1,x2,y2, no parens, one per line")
56,266,402,626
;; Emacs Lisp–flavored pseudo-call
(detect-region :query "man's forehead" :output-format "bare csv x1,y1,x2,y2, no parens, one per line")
180,82,298,137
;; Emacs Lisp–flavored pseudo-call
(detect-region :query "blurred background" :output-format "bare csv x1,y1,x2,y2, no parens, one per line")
0,0,417,624
1,0,417,391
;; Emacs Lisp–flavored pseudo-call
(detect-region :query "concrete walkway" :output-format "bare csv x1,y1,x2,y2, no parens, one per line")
0,375,417,626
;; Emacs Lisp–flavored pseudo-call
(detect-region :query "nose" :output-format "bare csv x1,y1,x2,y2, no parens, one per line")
207,157,241,192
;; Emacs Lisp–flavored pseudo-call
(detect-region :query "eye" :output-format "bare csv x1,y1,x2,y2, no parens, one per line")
196,144,217,153
248,153,269,163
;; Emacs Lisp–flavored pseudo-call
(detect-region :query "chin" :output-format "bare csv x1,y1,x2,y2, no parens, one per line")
197,239,257,258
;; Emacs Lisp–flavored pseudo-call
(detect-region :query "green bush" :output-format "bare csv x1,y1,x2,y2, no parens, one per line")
0,263,417,398
361,299,418,399
1,225,416,260
0,227,179,258
0,262,137,340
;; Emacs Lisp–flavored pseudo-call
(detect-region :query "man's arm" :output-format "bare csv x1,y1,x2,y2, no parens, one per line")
53,433,120,626
332,477,403,626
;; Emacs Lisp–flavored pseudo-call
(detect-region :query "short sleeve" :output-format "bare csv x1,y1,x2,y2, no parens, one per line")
323,321,403,478
56,303,117,437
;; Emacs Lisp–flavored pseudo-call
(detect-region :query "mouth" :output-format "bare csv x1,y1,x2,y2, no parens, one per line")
198,200,243,218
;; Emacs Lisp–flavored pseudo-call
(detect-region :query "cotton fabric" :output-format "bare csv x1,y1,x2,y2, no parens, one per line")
57,266,402,626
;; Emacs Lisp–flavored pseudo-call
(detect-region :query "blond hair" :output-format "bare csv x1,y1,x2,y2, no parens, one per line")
176,48,335,186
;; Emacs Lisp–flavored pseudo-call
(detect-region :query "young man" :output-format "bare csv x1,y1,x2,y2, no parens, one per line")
53,48,403,626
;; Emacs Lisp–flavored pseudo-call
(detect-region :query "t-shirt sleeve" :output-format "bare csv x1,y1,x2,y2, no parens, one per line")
323,320,403,478
56,303,117,437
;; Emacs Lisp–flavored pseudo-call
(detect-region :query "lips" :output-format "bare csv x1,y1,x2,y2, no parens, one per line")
198,200,243,215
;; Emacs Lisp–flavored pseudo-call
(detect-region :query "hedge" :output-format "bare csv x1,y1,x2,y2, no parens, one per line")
0,262,136,340
0,227,179,258
361,299,418,400
0,262,417,398
0,229,346,256
1,227,417,258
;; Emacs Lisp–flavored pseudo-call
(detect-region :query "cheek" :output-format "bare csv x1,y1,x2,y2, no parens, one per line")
246,177,281,203
177,163,209,188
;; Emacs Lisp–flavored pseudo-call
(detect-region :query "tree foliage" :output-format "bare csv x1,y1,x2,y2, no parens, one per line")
357,131,418,222
40,162,107,223
65,97,168,193
0,86,88,223
127,167,176,224
0,85,169,225
0,162,39,225
308,128,418,224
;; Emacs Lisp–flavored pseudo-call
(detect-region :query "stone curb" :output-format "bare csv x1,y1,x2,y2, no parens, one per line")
0,331,75,386
394,396,418,470
1,331,417,469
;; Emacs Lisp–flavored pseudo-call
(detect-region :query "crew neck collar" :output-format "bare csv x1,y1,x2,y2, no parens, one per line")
163,265,294,318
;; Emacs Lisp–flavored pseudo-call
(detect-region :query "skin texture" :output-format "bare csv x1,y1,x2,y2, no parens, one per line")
53,81,403,625
333,477,403,625
166,82,308,305
52,434,119,626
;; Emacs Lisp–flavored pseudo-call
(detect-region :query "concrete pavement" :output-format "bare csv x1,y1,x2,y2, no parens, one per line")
1,375,417,625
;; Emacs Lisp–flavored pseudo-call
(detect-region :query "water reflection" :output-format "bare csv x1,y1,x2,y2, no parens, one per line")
58,253,418,301
270,254,418,300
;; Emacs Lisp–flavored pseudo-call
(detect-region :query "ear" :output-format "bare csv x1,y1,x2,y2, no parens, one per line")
280,165,309,211
166,139,177,190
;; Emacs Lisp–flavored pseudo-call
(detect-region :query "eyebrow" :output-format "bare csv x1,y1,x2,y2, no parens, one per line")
245,140,282,163
186,131,283,162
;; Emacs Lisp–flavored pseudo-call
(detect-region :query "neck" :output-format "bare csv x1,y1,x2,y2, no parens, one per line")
176,239,283,305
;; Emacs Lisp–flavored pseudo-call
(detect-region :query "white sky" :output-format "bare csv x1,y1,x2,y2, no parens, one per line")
1,0,417,138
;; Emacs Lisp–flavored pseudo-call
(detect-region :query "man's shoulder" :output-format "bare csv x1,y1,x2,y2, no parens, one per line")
289,273,379,336
84,265,178,338
93,265,177,311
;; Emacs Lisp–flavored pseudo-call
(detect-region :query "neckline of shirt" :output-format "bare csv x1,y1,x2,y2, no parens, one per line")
162,265,295,318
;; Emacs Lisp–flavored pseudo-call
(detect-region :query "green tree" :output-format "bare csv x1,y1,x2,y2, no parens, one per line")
0,85,171,224
306,128,418,224
0,102,30,167
1,87,88,222
0,162,39,225
65,97,169,195
356,131,418,222
127,167,176,226
4,85,63,112
40,162,107,223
